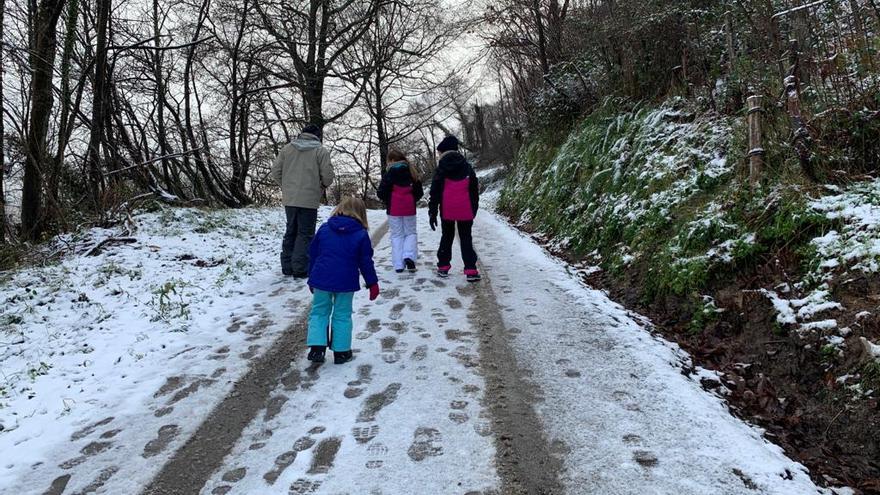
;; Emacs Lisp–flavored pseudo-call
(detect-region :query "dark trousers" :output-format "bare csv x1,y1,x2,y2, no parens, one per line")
281,206,318,276
437,220,478,270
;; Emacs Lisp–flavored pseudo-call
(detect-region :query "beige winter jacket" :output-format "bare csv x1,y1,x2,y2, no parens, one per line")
270,133,335,209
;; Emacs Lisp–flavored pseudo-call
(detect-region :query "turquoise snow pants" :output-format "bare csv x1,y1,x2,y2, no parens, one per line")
307,290,355,352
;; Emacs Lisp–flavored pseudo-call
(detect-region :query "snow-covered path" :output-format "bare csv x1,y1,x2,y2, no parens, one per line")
1,206,842,495
189,221,499,495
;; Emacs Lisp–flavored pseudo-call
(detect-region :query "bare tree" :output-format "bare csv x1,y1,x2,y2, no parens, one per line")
21,0,67,240
252,0,381,128
350,0,461,173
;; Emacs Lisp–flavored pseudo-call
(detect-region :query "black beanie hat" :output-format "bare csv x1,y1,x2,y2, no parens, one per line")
437,135,459,152
302,124,323,141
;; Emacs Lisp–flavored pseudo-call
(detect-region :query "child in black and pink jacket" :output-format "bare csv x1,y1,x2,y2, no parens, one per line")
376,149,424,273
428,135,481,282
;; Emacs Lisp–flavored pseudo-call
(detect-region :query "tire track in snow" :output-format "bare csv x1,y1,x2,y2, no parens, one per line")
467,272,565,494
141,221,388,495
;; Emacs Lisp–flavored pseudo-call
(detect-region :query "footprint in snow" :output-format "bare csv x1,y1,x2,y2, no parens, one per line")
344,386,364,399
307,437,342,474
264,395,289,422
389,303,406,320
352,424,379,444
142,424,180,458
365,442,388,469
264,451,297,485
59,439,114,470
240,344,261,359
222,467,247,483
473,420,492,437
633,450,659,468
410,345,428,361
289,478,322,494
407,427,444,461
74,466,119,494
357,383,402,422
208,346,229,361
623,434,642,445
446,297,463,310
43,474,72,495
70,416,114,441
405,297,423,312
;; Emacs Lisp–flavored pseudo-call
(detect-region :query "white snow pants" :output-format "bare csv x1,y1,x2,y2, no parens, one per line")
388,215,419,270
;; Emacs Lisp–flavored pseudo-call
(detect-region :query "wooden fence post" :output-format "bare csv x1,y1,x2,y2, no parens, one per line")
747,95,764,187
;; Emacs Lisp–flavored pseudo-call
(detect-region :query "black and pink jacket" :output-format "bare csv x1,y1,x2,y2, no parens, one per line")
428,151,479,222
377,162,424,217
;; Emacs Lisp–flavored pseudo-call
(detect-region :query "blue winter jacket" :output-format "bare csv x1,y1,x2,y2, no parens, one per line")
308,215,379,293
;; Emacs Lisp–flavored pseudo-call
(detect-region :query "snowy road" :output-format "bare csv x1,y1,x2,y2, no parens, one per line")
1,207,841,494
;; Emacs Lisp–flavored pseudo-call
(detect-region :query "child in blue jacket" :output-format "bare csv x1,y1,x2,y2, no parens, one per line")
307,197,380,364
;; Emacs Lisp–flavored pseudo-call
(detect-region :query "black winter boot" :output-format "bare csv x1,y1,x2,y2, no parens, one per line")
405,258,417,272
334,350,353,364
307,346,326,363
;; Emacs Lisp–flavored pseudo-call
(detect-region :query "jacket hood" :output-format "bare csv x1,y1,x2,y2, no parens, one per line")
386,162,415,186
437,151,471,180
292,133,322,151
328,215,365,234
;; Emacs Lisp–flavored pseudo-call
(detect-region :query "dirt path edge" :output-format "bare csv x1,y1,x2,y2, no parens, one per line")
468,272,566,495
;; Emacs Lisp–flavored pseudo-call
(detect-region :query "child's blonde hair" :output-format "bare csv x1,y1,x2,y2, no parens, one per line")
332,196,369,230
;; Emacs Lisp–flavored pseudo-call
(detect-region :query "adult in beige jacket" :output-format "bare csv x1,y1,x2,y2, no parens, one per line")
271,124,335,277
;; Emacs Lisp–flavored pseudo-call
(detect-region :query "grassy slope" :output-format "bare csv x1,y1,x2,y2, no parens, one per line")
501,99,834,317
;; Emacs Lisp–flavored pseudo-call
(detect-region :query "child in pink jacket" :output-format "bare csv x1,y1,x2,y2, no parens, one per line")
428,136,481,282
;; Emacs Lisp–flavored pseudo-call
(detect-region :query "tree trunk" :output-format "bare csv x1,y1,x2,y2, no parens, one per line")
785,40,817,182
152,0,172,190
474,103,487,153
21,0,66,241
51,0,80,219
0,0,6,243
725,11,736,75
532,0,550,74
304,78,325,129
374,71,389,174
228,0,250,203
86,0,111,208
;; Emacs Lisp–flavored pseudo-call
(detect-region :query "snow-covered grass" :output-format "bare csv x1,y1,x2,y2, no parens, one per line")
809,179,880,274
0,206,316,489
499,99,746,306
747,179,880,346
